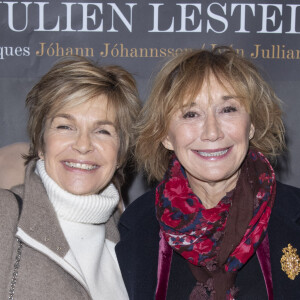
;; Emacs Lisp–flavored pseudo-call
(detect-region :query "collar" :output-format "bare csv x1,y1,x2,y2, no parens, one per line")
36,159,119,224
14,160,69,257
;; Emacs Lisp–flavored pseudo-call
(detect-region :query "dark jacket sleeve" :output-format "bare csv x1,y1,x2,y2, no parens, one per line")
116,189,160,300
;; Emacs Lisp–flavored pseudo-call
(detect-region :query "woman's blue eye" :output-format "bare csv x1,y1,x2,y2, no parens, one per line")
223,106,237,113
183,111,197,119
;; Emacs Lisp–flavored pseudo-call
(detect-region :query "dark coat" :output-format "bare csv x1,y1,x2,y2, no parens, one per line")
116,182,300,300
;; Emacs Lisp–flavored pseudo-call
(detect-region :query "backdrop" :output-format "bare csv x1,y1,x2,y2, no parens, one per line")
1,0,300,201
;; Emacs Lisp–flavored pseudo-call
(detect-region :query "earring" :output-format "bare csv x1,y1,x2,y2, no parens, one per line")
249,131,254,140
38,151,44,160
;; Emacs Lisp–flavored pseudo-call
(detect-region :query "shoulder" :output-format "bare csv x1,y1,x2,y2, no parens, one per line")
0,188,21,230
274,181,300,220
0,143,29,189
276,181,300,199
0,188,19,208
119,188,156,230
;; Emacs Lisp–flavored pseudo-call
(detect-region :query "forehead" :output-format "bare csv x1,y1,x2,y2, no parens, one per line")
49,94,117,122
180,74,237,107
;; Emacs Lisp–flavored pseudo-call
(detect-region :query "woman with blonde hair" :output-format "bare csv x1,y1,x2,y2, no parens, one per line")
116,47,300,299
0,56,141,299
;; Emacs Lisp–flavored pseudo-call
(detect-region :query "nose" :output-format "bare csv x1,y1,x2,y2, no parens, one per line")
72,131,94,154
200,112,223,142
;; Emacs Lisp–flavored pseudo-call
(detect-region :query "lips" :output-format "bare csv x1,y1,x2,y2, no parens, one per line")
197,148,229,157
194,147,231,159
63,161,99,170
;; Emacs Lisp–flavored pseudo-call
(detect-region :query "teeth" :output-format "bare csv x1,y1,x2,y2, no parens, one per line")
197,149,228,157
65,162,97,170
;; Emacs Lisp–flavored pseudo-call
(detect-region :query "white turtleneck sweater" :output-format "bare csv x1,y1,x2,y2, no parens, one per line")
36,160,128,300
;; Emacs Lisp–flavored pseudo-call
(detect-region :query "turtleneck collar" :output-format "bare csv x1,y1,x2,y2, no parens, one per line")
36,159,119,224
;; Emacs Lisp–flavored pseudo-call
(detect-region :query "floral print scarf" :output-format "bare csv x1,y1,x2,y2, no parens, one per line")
155,150,276,299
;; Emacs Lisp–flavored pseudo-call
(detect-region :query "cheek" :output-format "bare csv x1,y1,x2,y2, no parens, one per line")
97,140,119,163
225,119,251,141
113,143,120,161
42,134,70,162
170,126,197,147
110,147,119,164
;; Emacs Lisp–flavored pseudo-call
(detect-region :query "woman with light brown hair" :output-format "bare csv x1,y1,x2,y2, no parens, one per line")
0,56,141,299
116,47,300,299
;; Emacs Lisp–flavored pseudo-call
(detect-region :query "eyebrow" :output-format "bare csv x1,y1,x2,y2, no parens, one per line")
222,95,236,100
51,113,116,127
181,102,196,109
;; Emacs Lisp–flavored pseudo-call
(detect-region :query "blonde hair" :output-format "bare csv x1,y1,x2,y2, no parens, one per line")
135,46,285,182
25,56,141,189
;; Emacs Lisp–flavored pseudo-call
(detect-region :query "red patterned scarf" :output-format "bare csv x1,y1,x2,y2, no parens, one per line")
155,150,276,299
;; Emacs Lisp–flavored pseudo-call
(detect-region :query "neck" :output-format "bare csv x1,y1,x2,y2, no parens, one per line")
187,172,239,209
36,159,119,224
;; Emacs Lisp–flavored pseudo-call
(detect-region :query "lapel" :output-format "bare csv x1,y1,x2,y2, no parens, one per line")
15,161,69,257
13,161,91,293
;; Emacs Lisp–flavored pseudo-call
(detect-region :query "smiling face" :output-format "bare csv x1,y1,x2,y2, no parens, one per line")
163,74,255,198
40,95,120,195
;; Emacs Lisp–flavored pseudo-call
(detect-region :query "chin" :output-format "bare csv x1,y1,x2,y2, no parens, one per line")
65,186,95,196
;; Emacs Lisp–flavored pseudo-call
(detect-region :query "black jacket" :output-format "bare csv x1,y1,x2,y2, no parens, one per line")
116,182,300,300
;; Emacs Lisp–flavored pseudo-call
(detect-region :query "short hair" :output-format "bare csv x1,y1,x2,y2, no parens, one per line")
25,56,141,189
135,46,285,182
